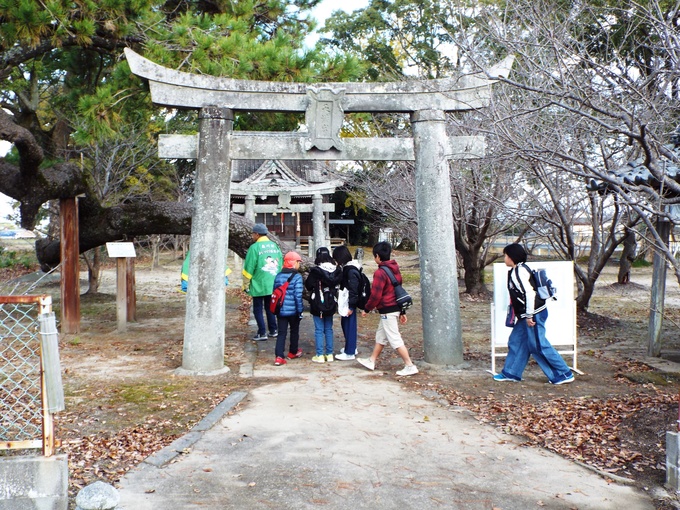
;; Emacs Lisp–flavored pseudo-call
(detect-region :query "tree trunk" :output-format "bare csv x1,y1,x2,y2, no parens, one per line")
618,228,637,284
34,204,296,271
84,247,101,294
459,247,488,295
576,277,596,313
151,235,160,269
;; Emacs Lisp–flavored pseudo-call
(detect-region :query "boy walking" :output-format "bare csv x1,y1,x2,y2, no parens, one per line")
358,242,418,376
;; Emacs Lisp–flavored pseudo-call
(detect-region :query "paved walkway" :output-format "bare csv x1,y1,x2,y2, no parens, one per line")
116,332,656,510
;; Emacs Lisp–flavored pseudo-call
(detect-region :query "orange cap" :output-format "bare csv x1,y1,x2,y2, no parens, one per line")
283,251,302,268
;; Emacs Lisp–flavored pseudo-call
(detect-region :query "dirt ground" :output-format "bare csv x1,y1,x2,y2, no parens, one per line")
5,250,680,509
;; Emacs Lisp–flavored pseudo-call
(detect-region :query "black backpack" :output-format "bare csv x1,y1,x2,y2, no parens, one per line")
310,281,337,317
354,267,372,311
380,266,413,313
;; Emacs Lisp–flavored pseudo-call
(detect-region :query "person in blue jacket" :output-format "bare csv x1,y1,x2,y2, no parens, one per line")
272,251,304,366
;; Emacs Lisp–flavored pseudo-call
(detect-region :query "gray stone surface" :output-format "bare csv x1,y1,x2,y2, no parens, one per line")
412,109,464,365
124,49,514,113
75,481,119,510
158,133,485,161
116,355,655,510
668,431,680,490
0,454,68,510
182,107,233,373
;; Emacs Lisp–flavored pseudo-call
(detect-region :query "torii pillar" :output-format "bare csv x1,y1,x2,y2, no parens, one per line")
412,110,463,364
180,107,233,375
312,194,326,253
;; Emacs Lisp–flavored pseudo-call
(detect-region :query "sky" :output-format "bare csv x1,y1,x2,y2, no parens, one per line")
306,0,369,47
0,0,370,227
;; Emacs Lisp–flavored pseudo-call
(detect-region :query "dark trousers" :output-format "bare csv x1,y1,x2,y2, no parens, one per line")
341,308,358,355
253,296,277,336
275,315,301,359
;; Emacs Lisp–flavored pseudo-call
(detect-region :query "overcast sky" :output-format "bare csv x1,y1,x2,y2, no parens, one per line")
306,0,368,47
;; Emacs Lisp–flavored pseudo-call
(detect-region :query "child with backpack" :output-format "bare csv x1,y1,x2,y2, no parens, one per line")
493,243,574,384
272,251,305,366
332,245,366,360
358,242,418,376
305,247,342,363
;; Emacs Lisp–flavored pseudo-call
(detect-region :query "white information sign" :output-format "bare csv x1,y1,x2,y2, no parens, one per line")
491,261,577,373
106,242,136,258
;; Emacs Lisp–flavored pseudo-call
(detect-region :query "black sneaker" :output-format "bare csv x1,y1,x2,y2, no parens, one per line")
268,330,278,337
252,333,268,341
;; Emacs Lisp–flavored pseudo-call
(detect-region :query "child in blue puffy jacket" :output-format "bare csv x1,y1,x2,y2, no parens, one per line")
272,251,304,366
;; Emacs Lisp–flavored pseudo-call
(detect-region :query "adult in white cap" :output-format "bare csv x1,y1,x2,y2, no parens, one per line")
242,223,283,341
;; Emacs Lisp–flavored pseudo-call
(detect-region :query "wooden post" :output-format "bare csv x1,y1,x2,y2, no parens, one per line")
649,218,670,356
106,242,137,333
126,257,137,322
116,257,127,332
59,198,80,334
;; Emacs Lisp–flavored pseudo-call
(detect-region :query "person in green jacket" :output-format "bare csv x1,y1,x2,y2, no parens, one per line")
242,223,283,341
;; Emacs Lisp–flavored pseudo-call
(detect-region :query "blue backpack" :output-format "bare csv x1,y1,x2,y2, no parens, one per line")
519,264,557,301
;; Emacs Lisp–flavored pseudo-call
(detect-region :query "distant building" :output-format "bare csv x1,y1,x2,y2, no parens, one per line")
0,229,36,239
230,160,343,251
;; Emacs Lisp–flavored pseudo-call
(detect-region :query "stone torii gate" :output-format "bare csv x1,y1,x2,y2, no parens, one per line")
125,49,513,375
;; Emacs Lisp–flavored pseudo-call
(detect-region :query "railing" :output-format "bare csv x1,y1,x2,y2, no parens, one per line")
0,295,63,456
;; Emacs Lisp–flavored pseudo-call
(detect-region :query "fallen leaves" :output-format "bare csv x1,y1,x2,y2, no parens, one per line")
60,422,180,492
435,385,676,480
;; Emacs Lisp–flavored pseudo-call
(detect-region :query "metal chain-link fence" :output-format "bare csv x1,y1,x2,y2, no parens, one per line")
0,295,57,455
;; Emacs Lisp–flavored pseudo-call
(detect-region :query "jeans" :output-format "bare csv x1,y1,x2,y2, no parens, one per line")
501,309,572,384
313,315,334,356
275,315,300,359
340,309,358,355
253,296,277,336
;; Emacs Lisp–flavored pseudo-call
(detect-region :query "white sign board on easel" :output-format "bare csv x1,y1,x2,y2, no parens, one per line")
491,261,578,374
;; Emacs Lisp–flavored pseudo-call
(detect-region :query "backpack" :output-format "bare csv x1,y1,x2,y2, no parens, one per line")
518,264,557,301
310,281,338,317
269,273,295,315
355,268,372,311
380,266,413,313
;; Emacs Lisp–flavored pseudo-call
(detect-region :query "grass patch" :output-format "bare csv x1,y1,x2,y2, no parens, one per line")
118,383,184,404
0,246,37,269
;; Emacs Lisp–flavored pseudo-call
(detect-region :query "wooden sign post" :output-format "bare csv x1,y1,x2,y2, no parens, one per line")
106,242,137,332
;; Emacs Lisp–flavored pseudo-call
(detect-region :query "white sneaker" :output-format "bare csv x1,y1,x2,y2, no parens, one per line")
357,358,375,371
335,352,355,361
396,365,418,376
340,348,359,356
